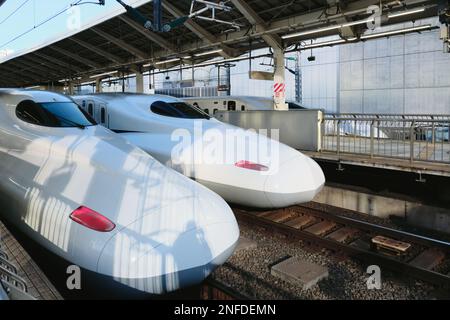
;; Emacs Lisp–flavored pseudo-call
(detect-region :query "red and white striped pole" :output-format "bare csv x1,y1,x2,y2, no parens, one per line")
273,48,288,110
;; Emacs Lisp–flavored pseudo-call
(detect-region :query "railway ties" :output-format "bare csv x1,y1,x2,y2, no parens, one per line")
233,203,450,288
201,279,250,300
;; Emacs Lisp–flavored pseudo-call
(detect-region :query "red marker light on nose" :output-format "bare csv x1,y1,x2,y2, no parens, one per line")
235,160,269,172
70,206,115,232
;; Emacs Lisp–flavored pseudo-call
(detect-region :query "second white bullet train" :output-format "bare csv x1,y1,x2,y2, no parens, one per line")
0,89,239,295
72,93,325,208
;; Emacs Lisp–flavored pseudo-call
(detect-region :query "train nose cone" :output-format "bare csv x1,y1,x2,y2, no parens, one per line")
96,184,239,294
263,154,325,208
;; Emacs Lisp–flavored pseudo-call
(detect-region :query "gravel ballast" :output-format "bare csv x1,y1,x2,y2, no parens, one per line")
210,218,447,300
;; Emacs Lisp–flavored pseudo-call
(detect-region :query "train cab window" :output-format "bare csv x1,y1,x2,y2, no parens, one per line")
88,103,93,116
16,100,96,128
150,101,210,119
288,102,306,110
101,108,106,123
241,105,245,111
227,101,236,111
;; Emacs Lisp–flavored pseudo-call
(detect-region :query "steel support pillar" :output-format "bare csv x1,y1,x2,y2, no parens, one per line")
136,71,144,93
68,82,75,95
95,79,102,93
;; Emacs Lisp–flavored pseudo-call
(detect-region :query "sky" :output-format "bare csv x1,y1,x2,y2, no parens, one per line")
0,0,151,60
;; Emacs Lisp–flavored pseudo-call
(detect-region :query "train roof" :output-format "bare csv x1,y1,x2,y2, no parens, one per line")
73,93,185,111
0,89,72,103
75,93,180,104
184,95,272,101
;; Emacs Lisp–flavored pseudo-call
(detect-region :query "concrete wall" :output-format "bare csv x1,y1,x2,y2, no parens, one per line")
315,185,450,234
301,40,339,113
298,18,450,114
339,18,450,114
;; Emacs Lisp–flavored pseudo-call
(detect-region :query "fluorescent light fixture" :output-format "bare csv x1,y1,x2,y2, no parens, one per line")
282,25,341,39
25,85,41,89
81,81,96,86
302,37,357,49
89,70,117,79
144,58,181,67
222,57,243,63
182,56,192,59
361,24,432,39
282,17,377,39
387,7,425,19
194,49,223,57
342,17,375,27
155,58,181,65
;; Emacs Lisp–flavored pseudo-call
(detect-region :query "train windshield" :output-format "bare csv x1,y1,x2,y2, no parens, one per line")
16,100,97,128
150,101,210,119
288,102,306,110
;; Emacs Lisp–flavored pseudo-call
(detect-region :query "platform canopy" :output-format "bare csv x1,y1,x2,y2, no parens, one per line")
0,0,441,87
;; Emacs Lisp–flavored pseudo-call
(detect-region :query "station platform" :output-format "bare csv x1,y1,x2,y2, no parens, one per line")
303,151,450,178
0,220,62,300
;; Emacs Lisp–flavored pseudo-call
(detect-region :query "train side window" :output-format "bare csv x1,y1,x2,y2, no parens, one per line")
101,108,106,123
88,103,93,116
150,101,210,119
214,101,218,105
241,105,245,111
204,109,209,114
213,108,218,114
227,101,236,111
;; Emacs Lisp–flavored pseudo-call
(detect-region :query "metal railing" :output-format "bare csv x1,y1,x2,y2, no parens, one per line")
321,114,450,164
0,231,34,300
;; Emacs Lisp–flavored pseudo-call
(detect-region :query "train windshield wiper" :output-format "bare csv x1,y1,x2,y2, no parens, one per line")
51,113,87,129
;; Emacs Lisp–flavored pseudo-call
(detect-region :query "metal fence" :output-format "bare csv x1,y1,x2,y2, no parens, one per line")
322,114,450,164
155,86,219,98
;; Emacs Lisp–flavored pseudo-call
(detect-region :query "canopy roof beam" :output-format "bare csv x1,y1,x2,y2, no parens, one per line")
161,1,236,58
230,0,283,50
32,52,85,73
49,45,101,69
69,37,126,65
118,15,177,53
91,27,148,60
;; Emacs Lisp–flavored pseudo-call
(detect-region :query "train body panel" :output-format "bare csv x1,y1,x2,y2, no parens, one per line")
183,95,306,114
73,93,325,208
0,89,239,294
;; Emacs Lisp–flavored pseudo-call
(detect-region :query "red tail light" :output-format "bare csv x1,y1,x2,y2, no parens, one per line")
235,160,269,172
70,206,115,232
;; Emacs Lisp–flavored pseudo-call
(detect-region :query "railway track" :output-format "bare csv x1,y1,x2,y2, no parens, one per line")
201,278,250,300
233,203,450,288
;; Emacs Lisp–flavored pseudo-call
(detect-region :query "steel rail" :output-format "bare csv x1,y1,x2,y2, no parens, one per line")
233,206,450,288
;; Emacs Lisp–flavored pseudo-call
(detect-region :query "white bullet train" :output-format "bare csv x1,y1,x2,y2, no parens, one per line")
72,93,325,208
0,89,239,295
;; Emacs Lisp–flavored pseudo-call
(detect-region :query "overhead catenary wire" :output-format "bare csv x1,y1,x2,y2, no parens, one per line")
0,0,32,26
0,0,101,50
